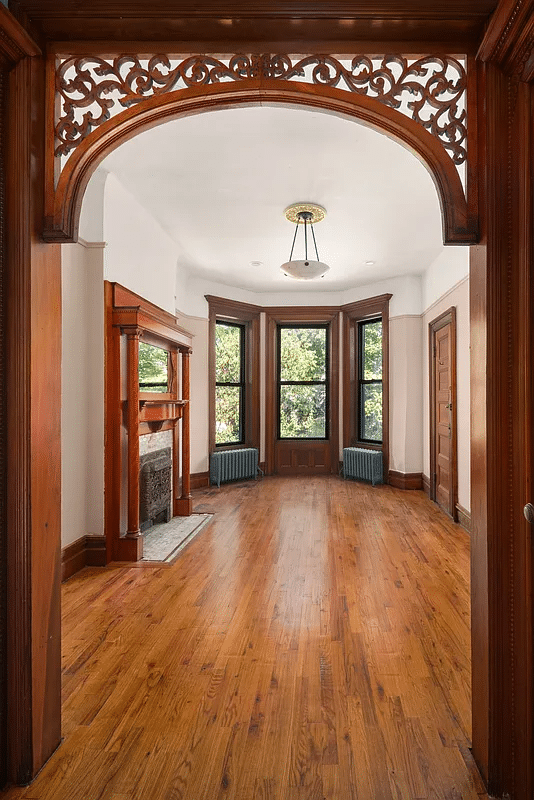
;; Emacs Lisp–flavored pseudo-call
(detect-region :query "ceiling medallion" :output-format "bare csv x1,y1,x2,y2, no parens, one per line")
281,203,329,281
284,203,326,225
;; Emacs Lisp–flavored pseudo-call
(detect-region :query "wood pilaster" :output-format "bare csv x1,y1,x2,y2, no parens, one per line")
5,42,61,787
175,348,192,516
125,327,142,540
470,6,534,794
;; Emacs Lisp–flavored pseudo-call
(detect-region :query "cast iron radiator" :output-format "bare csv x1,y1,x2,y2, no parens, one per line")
342,447,383,486
210,447,261,487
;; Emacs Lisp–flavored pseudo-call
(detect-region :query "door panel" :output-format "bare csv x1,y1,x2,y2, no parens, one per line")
276,440,331,475
429,310,457,519
435,324,452,513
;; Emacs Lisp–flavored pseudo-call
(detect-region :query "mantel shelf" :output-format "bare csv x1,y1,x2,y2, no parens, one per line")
139,399,188,409
139,399,187,424
122,399,188,429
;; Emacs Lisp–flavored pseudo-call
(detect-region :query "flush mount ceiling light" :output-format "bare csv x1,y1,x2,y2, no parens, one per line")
280,203,329,280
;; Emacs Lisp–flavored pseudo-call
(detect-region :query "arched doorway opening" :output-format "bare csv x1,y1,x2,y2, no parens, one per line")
56,89,478,792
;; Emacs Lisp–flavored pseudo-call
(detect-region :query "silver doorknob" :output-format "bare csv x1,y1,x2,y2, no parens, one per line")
524,503,534,524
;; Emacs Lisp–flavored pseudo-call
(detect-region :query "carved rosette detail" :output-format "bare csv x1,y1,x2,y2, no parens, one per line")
55,53,467,165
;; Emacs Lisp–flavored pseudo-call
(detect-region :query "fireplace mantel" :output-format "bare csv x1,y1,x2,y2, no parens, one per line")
105,282,194,562
121,399,188,430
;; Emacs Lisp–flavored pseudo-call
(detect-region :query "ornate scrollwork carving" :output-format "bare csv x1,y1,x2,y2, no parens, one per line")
55,53,467,165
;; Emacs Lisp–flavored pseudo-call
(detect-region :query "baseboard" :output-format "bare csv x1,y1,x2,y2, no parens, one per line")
62,535,107,581
388,470,423,490
85,535,107,566
422,474,430,496
61,538,86,582
190,471,209,489
456,503,471,533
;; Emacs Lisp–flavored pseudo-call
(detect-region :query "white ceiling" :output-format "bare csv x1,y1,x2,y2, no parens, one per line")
100,105,447,292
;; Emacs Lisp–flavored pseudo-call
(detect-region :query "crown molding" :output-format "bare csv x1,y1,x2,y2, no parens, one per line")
0,4,40,66
478,0,534,80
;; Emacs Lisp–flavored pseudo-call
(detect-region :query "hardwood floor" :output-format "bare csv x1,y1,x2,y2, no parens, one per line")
3,477,486,799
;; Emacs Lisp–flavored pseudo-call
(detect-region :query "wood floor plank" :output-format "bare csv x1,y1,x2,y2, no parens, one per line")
2,476,487,800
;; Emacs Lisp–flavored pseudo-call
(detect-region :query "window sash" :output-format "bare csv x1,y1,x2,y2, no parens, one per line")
276,324,329,440
215,321,246,446
358,319,383,444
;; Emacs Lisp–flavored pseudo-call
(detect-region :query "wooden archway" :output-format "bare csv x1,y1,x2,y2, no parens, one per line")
43,79,476,246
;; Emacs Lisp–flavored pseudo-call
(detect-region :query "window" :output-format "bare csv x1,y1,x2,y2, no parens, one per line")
358,318,383,443
215,321,245,446
277,324,329,439
208,296,260,454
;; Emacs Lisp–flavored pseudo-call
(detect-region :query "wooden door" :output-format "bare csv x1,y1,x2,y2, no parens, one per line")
429,309,457,519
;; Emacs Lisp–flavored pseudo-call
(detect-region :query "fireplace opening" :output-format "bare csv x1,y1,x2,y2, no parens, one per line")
140,447,172,532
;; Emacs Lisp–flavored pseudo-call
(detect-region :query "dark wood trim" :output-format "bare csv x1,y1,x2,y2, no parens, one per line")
341,294,391,483
205,295,262,318
469,45,534,798
456,503,471,533
207,296,261,456
428,306,458,521
422,473,431,496
44,81,473,247
0,60,6,794
6,53,61,784
478,0,534,78
61,536,107,581
7,2,494,51
85,536,107,567
61,538,86,582
0,5,40,66
265,307,339,476
0,9,45,789
388,471,423,490
190,471,209,490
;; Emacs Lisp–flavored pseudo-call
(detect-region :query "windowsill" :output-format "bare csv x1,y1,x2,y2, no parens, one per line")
353,441,383,450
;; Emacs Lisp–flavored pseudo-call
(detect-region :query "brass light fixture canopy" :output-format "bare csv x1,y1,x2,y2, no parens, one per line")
281,203,329,280
284,203,327,225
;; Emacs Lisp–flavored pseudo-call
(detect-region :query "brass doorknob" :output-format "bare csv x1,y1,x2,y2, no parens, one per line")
524,503,534,524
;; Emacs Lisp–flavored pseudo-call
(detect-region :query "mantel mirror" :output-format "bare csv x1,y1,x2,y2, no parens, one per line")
139,340,172,396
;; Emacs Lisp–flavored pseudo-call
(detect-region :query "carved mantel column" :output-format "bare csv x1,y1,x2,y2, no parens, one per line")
124,326,143,539
175,347,192,516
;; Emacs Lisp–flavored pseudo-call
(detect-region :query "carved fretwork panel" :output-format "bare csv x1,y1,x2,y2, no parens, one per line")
54,53,467,170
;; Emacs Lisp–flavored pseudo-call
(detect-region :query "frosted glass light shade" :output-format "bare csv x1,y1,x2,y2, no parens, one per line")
280,259,330,280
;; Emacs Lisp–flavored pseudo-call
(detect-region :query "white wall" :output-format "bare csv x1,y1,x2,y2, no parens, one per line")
422,275,470,511
389,316,423,474
61,241,105,547
104,174,181,314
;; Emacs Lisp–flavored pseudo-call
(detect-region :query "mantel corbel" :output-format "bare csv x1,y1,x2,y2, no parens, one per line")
121,324,144,340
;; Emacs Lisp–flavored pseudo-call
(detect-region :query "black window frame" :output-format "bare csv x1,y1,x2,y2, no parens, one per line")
215,319,246,447
276,323,330,441
358,317,383,444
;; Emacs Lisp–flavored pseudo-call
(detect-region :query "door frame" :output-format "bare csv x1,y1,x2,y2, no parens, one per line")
429,307,458,520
